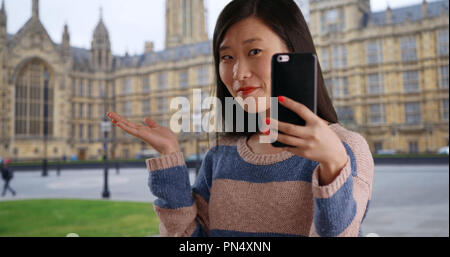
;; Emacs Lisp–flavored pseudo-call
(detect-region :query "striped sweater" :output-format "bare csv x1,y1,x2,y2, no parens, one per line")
145,123,374,237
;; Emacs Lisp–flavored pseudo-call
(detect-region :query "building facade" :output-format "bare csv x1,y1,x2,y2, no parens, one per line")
0,0,448,162
0,0,213,161
310,0,449,154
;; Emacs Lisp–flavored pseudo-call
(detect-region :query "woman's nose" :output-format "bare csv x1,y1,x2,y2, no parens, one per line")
233,60,252,81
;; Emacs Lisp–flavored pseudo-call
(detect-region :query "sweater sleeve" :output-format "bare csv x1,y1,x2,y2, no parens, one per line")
146,151,212,237
308,131,374,237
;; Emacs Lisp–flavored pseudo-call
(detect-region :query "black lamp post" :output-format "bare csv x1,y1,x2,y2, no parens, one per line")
101,116,111,199
42,70,49,177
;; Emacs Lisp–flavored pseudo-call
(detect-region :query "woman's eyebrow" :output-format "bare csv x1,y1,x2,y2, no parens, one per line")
219,37,263,52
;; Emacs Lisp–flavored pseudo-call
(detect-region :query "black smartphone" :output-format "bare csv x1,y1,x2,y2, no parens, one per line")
270,53,317,148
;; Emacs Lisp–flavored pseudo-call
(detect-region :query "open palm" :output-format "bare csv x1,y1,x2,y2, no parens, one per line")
107,112,180,155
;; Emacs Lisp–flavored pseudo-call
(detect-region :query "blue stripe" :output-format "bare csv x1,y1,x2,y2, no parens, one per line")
191,223,208,237
192,181,211,203
148,165,194,209
213,146,319,183
314,173,357,237
192,151,214,203
209,229,305,237
342,141,357,177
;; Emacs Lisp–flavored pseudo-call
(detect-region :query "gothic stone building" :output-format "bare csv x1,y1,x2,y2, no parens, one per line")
311,0,449,154
0,0,212,161
0,0,449,162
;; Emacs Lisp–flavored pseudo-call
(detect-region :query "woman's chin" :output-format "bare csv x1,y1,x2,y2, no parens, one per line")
243,104,270,114
234,92,270,113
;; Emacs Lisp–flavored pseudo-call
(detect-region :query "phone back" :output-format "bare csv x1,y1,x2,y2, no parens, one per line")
271,53,317,148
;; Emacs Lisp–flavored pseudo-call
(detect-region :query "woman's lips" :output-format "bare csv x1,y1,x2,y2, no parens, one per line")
237,87,261,96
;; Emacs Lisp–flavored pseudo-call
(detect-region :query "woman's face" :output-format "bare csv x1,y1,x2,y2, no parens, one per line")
219,16,290,113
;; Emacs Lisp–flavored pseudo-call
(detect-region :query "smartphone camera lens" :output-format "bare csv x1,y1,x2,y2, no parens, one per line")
277,55,290,63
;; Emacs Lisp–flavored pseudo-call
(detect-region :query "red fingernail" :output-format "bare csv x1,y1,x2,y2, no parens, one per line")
265,118,270,125
264,130,270,135
112,120,117,124
278,96,285,103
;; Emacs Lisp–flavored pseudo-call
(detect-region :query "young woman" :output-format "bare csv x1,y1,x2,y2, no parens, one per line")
107,0,374,237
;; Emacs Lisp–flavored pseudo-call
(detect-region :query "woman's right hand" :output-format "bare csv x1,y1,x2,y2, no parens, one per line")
107,112,181,156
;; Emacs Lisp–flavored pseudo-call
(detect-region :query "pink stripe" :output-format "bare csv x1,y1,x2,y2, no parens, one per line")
146,151,185,172
154,204,197,237
217,134,241,146
311,156,352,199
330,124,374,199
209,179,314,236
193,192,210,235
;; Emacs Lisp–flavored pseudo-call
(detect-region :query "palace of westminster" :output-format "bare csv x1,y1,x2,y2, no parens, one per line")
0,0,448,161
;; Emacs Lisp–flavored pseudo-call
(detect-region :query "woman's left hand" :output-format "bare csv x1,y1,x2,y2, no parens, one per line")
268,96,349,186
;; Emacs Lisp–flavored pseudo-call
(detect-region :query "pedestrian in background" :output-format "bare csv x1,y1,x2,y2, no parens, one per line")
1,158,16,197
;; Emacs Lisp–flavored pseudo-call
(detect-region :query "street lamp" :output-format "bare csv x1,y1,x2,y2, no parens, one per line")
42,69,50,177
101,117,111,199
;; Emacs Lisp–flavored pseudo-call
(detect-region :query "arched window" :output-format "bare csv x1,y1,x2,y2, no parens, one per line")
98,51,102,66
15,59,54,137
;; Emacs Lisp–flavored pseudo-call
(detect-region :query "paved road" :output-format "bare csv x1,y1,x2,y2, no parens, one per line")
361,165,449,237
0,165,448,237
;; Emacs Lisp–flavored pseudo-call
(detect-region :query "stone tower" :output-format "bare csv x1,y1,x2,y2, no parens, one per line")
61,23,71,61
0,0,6,44
165,0,208,48
32,0,39,19
90,8,112,72
309,0,371,37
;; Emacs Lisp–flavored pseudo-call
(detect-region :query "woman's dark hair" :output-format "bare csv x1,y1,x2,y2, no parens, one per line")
209,0,338,146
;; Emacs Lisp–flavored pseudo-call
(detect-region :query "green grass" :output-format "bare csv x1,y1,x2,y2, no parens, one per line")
0,199,160,237
9,159,143,167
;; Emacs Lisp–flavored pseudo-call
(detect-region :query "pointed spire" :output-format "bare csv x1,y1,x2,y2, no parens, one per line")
61,22,71,61
32,0,39,19
0,0,6,28
422,0,428,18
63,22,70,40
1,0,5,15
91,7,112,72
93,8,109,41
386,2,392,24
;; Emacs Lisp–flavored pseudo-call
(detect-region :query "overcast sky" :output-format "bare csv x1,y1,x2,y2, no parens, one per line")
4,0,432,55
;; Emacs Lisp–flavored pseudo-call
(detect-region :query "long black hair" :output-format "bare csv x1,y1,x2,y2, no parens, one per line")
209,0,338,146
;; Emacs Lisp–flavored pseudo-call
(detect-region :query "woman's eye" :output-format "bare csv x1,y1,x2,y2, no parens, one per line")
221,55,232,61
249,49,261,56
